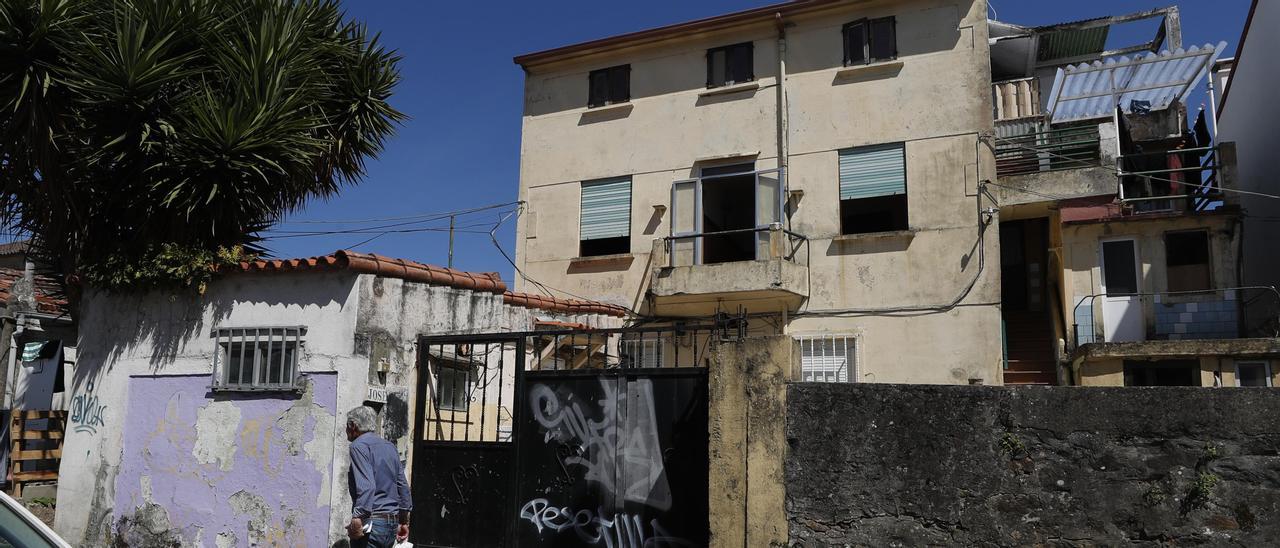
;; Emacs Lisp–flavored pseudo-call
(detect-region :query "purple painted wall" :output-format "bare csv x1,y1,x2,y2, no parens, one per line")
113,373,337,546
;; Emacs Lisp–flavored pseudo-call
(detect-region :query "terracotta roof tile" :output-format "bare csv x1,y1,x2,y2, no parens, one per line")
504,291,629,318
223,250,629,317
0,267,68,316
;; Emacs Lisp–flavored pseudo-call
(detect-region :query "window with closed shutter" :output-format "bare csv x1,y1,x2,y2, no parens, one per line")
839,143,908,234
840,143,905,199
579,177,632,256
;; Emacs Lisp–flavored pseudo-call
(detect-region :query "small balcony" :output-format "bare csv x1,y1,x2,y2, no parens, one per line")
648,224,809,317
993,123,1116,206
1071,287,1280,348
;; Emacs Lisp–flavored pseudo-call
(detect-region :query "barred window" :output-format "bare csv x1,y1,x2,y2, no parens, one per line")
212,327,304,391
797,335,857,383
435,365,476,411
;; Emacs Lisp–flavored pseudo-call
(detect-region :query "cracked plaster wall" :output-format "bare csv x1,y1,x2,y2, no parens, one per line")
112,373,337,547
55,272,360,546
55,270,620,546
786,383,1280,546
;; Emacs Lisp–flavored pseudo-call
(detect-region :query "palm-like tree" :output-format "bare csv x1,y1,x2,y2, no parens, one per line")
0,0,404,297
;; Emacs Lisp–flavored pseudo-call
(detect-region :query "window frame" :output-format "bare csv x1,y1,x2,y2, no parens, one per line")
1235,360,1273,387
434,362,477,412
1164,229,1212,292
587,64,631,108
211,326,305,392
795,334,859,383
843,16,898,66
578,177,633,257
706,42,755,88
838,142,909,235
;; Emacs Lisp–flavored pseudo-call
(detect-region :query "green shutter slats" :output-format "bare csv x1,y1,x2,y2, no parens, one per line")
580,177,631,240
839,143,906,200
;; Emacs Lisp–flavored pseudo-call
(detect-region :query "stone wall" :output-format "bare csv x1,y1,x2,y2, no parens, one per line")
786,384,1280,546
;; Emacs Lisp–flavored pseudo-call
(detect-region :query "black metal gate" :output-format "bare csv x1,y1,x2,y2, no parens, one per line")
412,326,712,547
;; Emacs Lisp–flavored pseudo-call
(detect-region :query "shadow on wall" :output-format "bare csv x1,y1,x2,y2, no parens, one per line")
71,274,356,396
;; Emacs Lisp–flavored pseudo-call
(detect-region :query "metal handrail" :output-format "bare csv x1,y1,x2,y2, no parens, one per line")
995,126,1102,176
1070,286,1280,346
1117,145,1221,204
663,225,808,267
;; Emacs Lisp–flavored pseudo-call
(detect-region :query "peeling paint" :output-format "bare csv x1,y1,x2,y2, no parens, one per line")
193,402,242,471
229,490,270,543
215,531,238,548
112,373,337,547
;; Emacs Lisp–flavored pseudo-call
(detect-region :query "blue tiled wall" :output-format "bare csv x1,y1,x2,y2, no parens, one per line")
1075,302,1096,345
1154,293,1239,340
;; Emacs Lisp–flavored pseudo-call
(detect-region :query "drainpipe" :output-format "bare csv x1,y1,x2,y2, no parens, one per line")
775,13,790,194
5,314,24,410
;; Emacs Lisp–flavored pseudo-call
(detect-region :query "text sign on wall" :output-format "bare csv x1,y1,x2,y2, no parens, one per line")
366,386,387,404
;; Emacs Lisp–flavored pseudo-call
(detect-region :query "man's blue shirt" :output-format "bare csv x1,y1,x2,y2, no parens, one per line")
348,432,413,519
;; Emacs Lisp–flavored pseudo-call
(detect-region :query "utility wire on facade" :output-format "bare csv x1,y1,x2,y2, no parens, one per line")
993,139,1280,200
277,201,521,225
488,206,643,318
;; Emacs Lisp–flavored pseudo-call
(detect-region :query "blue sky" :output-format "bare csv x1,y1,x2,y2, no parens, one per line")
263,1,1251,279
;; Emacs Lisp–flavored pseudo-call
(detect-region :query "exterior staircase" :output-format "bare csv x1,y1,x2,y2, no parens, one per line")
1003,311,1058,385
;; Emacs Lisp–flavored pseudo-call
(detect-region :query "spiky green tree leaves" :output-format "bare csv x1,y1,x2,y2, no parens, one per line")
0,0,404,297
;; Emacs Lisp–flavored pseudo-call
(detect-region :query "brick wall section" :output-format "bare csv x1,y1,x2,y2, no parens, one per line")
786,383,1280,545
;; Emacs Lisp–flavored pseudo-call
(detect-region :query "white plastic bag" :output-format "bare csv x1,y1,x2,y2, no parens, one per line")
393,541,412,548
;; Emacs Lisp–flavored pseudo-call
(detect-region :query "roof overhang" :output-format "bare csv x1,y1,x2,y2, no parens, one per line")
513,0,840,70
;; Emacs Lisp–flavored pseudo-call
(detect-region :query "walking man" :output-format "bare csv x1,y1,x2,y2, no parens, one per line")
345,406,412,547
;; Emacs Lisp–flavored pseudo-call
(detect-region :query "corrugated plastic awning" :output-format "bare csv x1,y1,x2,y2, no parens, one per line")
1045,42,1225,123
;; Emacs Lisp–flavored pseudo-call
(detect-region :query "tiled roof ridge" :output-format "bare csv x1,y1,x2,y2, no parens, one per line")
228,250,507,294
504,291,630,318
226,250,629,317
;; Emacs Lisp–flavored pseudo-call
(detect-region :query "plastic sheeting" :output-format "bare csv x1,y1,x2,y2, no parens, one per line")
1046,42,1226,123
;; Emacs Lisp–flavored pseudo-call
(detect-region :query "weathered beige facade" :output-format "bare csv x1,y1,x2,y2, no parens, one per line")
515,0,1003,386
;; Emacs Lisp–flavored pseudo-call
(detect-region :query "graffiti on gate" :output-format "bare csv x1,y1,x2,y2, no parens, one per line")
529,378,672,510
519,498,695,548
70,379,107,435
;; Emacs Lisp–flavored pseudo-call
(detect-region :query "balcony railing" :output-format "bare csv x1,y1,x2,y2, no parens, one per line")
661,224,808,268
1117,145,1223,211
995,125,1102,176
1071,286,1280,347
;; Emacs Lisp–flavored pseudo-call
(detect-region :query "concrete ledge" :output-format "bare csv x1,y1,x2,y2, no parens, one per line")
1072,337,1280,361
650,258,807,316
697,81,759,98
833,60,904,79
832,229,916,242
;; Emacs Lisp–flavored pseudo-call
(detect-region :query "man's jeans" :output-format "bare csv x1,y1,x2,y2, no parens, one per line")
353,517,398,548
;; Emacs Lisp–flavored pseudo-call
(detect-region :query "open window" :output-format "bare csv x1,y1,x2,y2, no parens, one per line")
843,17,896,66
1123,359,1199,386
706,42,753,88
579,177,631,257
670,164,784,266
1165,230,1210,292
839,143,908,234
1236,361,1273,387
588,64,630,108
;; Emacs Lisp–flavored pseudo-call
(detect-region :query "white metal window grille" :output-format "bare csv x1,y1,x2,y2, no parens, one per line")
211,327,304,391
620,333,665,368
436,365,476,411
797,335,856,383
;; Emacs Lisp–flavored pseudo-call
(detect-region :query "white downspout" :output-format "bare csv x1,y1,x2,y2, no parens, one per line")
775,13,790,178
